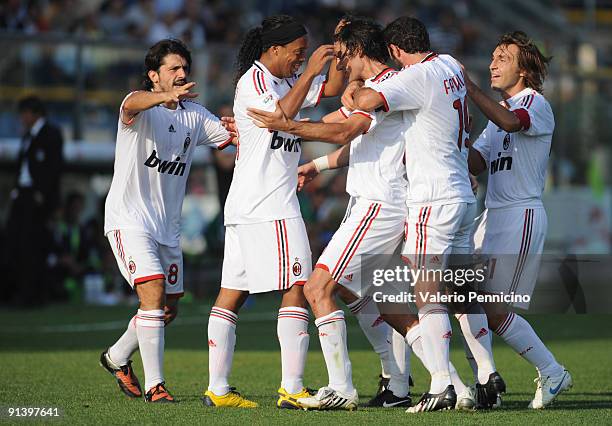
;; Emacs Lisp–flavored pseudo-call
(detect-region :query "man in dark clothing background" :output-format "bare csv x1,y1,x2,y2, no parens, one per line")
4,95,63,306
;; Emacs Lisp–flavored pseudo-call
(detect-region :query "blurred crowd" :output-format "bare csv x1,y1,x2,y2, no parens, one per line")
0,0,480,55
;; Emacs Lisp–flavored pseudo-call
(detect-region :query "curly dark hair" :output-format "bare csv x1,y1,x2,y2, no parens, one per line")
142,39,191,90
334,17,389,64
383,16,430,54
497,31,551,92
234,15,301,86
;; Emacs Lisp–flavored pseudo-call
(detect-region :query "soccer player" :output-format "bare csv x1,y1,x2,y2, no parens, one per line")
352,16,498,412
203,15,343,409
465,31,572,409
100,39,234,403
248,17,474,411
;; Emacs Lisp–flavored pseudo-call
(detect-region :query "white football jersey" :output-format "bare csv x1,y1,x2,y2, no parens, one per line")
224,60,326,225
375,53,475,207
104,93,232,246
342,68,408,207
473,88,554,209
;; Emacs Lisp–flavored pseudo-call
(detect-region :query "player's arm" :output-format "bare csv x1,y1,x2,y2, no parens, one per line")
468,127,490,176
247,102,370,145
354,68,423,113
320,54,347,98
464,74,524,133
297,144,350,191
321,108,347,123
317,16,349,99
121,83,198,125
468,146,487,176
352,87,384,112
341,79,365,110
278,45,335,118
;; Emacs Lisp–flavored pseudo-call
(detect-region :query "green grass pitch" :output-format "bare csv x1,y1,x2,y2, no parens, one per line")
1,296,611,424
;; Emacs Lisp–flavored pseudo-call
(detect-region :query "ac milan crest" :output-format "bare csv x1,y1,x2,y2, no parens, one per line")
503,133,511,150
128,260,136,274
292,260,302,276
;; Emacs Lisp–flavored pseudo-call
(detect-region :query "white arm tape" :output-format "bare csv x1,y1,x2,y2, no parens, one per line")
313,155,330,173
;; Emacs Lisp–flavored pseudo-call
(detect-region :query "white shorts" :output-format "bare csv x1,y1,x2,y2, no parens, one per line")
473,207,547,309
107,229,184,297
221,217,312,294
402,202,477,270
316,198,406,297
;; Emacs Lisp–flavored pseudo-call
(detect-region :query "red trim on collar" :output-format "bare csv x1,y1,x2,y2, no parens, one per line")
421,52,438,63
373,67,396,82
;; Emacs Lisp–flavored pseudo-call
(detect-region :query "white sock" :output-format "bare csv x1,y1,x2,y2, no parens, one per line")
207,306,238,396
406,324,431,371
347,298,392,374
495,312,564,378
448,360,467,395
388,329,410,397
459,332,480,383
406,324,466,394
315,310,355,395
108,315,139,366
136,309,165,391
456,312,496,384
418,304,452,393
278,307,310,394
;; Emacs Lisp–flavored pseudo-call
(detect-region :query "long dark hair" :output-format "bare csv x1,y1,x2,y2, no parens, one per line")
234,15,298,86
497,31,551,93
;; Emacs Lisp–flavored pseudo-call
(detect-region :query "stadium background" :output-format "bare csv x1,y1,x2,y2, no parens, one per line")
0,0,611,423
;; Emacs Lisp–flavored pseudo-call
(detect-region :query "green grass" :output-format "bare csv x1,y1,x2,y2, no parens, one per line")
1,296,611,424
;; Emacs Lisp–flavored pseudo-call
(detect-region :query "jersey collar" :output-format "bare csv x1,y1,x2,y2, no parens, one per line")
506,87,533,106
370,67,396,83
420,52,438,63
254,60,282,85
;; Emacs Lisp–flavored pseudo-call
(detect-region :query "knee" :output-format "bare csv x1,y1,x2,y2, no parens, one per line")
136,278,165,310
281,284,308,309
304,271,332,306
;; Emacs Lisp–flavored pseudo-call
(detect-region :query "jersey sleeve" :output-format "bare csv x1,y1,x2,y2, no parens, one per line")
375,67,425,112
118,91,144,130
300,74,327,109
197,108,233,150
472,126,492,163
349,107,387,134
511,93,555,137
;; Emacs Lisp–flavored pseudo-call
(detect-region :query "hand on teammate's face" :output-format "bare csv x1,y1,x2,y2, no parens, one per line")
247,101,290,131
297,161,318,191
304,44,335,77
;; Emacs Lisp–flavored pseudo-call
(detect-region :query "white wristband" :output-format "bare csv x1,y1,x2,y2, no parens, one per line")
313,155,330,173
